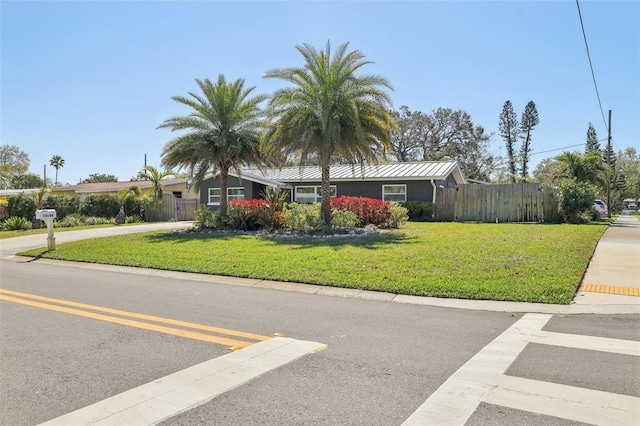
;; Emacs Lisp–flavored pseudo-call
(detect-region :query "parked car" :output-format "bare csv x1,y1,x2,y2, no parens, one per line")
628,202,637,211
593,199,608,217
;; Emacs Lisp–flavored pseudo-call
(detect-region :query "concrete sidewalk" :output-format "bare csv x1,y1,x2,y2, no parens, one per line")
574,214,640,307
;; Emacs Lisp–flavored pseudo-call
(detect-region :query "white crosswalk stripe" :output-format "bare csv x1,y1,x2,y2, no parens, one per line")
403,313,640,426
39,337,326,426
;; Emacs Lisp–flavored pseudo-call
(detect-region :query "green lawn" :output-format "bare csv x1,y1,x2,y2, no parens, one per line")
19,222,608,304
0,224,119,239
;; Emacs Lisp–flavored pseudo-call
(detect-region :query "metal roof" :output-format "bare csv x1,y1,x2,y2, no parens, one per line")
241,161,464,183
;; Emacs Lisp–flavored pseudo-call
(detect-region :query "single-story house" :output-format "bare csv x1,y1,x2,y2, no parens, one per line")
51,179,197,199
199,161,466,209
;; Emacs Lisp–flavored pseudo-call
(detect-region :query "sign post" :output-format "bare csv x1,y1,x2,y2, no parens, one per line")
36,209,57,250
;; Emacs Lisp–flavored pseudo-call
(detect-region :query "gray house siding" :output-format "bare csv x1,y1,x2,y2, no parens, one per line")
199,175,262,210
290,180,436,203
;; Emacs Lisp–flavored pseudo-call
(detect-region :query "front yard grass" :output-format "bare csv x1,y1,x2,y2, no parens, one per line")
19,222,608,304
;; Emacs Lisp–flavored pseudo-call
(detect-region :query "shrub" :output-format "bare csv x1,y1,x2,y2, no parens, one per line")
80,194,120,218
330,209,359,229
557,179,598,224
6,194,36,220
3,216,31,231
330,196,391,226
194,206,221,229
83,216,113,226
126,215,142,223
401,201,436,221
228,199,267,230
258,188,290,231
286,203,324,231
56,213,85,228
43,194,81,221
382,203,409,229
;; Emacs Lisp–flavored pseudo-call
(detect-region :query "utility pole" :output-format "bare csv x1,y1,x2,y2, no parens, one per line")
43,164,47,188
607,109,612,218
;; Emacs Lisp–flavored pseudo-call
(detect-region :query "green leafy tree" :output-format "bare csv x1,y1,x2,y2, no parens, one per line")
519,101,539,178
532,157,564,186
0,144,30,189
49,155,65,186
585,122,600,153
159,75,266,218
81,173,118,183
617,148,640,202
388,106,497,180
138,165,174,202
498,101,519,183
264,41,394,225
11,173,45,189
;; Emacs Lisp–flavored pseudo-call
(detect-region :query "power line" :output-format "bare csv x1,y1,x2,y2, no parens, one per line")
575,0,608,131
530,138,609,156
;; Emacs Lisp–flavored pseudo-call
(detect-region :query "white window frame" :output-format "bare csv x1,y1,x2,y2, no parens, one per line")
208,187,245,205
294,185,336,203
382,184,407,202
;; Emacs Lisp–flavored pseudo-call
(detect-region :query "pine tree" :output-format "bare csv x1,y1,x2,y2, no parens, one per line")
519,101,539,178
585,122,600,153
498,100,519,182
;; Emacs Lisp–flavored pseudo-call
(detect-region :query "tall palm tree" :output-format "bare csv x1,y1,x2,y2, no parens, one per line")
158,75,266,218
49,155,65,186
138,165,174,202
264,41,395,225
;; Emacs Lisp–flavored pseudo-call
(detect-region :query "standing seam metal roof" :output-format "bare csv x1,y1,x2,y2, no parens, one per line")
243,161,460,182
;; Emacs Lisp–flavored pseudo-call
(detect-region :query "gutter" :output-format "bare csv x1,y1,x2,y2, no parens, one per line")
431,180,437,204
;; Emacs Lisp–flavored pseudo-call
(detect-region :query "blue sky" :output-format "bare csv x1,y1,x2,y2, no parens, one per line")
2,1,638,184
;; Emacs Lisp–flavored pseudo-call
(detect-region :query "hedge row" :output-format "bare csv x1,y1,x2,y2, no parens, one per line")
2,193,144,221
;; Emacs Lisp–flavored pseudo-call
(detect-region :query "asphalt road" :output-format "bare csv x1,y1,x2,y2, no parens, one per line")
1,224,638,425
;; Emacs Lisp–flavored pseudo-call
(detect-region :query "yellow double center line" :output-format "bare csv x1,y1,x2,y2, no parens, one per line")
0,289,270,349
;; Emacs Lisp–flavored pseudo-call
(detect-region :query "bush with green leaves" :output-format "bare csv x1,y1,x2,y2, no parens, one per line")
557,178,598,224
126,215,142,223
83,216,113,226
3,216,31,231
382,203,409,229
43,194,81,221
286,203,324,231
194,206,222,229
6,194,36,220
56,213,85,228
80,194,120,218
330,209,359,229
401,201,437,221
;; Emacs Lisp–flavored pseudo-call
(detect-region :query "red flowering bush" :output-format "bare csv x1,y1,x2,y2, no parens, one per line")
330,196,391,226
228,199,268,230
228,198,288,231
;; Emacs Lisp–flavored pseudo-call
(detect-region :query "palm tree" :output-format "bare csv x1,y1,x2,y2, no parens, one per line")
138,165,174,202
264,41,395,225
49,155,65,186
555,151,606,187
158,75,266,218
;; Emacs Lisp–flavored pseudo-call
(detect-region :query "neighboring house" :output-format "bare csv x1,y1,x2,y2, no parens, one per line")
51,179,197,199
199,161,466,209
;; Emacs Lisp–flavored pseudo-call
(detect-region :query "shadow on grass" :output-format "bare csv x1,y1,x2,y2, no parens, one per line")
145,229,416,250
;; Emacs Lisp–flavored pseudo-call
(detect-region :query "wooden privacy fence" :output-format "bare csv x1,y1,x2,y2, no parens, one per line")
436,183,559,223
145,197,198,222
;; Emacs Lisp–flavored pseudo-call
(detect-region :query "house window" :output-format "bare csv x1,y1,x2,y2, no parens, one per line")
208,187,245,205
382,184,406,202
172,191,182,199
294,185,336,203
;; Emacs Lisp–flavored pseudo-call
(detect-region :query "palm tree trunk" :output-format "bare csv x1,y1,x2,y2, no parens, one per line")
54,168,58,187
320,162,332,227
220,164,229,218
